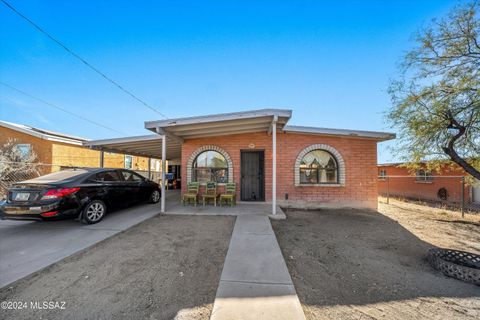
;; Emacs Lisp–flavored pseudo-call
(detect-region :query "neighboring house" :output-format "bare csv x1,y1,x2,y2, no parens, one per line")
377,162,480,205
86,109,396,211
0,120,159,174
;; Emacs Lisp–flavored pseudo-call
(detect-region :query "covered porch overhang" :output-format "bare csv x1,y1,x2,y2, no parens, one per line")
144,109,291,139
144,109,292,216
85,109,292,216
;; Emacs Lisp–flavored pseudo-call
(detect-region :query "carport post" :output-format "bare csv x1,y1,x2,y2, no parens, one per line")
99,151,104,168
272,115,277,215
161,134,166,213
147,158,151,180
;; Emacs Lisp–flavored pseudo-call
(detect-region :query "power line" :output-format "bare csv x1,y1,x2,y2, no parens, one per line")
1,82,125,135
1,0,168,119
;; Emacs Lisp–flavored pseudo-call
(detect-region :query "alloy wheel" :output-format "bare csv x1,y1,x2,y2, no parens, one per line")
152,190,160,203
86,202,105,222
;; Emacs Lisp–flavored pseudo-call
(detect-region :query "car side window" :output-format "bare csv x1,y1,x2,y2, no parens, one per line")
96,171,121,182
121,170,144,182
84,174,98,183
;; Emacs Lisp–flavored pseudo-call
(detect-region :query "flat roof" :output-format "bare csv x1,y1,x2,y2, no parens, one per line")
145,108,395,141
86,108,395,158
145,108,292,139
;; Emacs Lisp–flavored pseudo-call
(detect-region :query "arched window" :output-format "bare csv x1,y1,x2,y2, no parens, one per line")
299,150,338,184
193,150,229,183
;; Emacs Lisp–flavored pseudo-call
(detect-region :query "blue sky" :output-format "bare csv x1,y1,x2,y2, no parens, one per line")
0,0,458,163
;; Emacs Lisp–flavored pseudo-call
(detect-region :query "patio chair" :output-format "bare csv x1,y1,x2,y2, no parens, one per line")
202,182,218,206
182,182,199,206
219,183,236,207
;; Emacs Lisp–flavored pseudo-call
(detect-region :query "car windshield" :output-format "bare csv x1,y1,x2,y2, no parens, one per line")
20,170,89,184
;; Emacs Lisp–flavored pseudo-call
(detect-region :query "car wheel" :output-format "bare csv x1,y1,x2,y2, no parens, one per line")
82,200,106,224
150,190,161,203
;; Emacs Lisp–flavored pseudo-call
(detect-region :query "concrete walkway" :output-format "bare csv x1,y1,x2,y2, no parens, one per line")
210,215,306,320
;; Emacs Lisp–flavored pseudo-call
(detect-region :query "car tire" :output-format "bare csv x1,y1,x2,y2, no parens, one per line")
150,190,161,204
81,200,106,224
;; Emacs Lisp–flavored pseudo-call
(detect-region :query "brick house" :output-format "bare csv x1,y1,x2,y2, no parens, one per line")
0,120,156,173
377,162,480,205
87,109,395,213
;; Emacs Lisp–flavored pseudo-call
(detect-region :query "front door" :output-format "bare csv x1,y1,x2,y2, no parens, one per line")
241,151,265,201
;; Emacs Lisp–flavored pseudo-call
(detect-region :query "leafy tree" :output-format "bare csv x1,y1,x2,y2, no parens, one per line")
387,1,480,179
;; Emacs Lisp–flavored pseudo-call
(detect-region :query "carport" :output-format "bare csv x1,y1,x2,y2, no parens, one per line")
84,134,182,213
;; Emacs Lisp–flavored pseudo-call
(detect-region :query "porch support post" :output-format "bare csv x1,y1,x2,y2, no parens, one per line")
272,115,278,215
160,132,167,213
155,127,168,213
99,151,104,168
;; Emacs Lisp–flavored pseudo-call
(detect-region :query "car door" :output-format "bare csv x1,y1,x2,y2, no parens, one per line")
119,170,146,204
95,170,126,208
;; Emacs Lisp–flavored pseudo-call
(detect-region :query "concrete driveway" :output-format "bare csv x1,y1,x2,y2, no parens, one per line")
0,201,162,288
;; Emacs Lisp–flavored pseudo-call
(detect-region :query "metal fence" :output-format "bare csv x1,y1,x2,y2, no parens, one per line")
378,175,480,215
0,161,163,200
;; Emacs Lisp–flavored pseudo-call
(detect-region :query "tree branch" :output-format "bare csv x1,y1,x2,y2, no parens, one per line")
442,111,480,179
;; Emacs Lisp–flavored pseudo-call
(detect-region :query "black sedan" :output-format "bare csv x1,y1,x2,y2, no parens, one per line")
0,168,161,224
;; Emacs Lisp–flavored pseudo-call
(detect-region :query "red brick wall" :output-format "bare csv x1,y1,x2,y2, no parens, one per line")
377,164,470,203
181,131,379,210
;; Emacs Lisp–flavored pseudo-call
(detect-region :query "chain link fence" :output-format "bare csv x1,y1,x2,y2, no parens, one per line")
378,175,480,215
0,161,163,200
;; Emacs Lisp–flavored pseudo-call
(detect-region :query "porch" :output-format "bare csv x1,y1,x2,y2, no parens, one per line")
85,109,293,217
164,190,286,219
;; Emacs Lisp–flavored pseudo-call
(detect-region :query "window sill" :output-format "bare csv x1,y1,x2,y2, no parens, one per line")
296,183,343,187
415,181,434,184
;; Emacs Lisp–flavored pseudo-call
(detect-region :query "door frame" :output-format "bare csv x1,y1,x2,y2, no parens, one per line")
240,150,265,201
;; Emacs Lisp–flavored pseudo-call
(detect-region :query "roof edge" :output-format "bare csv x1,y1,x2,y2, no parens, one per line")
0,120,86,145
284,125,396,141
144,108,292,130
83,134,160,147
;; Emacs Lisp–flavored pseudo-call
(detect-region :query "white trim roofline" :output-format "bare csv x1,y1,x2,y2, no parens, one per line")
0,120,87,145
284,125,395,141
145,108,292,130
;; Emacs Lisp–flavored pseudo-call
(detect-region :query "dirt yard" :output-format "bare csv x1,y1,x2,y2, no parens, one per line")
272,202,480,320
0,215,235,320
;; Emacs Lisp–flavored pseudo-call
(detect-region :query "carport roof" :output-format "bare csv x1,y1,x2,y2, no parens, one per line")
84,134,181,159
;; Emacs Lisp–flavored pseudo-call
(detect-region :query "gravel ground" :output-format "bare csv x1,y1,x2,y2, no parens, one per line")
271,203,480,320
0,215,235,320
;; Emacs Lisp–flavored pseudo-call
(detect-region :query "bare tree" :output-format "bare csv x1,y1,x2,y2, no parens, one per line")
0,138,39,181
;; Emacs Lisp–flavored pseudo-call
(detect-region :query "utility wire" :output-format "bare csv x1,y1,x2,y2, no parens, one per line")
1,0,168,119
1,82,125,135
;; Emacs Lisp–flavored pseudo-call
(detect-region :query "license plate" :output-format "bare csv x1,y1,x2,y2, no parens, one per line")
14,192,30,201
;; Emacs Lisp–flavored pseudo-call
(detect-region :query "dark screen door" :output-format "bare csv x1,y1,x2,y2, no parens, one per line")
241,151,265,201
